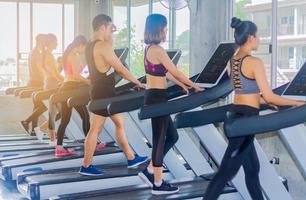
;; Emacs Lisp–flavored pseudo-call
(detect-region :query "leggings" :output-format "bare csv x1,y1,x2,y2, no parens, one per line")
48,103,61,130
204,105,264,200
144,89,179,167
56,82,90,145
25,94,47,130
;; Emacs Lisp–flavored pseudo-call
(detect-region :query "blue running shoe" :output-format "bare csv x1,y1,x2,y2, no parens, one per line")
79,165,104,176
127,154,149,169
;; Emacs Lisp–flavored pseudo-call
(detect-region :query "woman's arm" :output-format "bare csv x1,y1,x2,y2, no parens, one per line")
254,58,304,106
45,54,64,82
157,47,203,92
69,55,90,84
166,73,190,94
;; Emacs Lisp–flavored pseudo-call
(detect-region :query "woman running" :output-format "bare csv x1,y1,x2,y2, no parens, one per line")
138,14,203,195
203,17,305,200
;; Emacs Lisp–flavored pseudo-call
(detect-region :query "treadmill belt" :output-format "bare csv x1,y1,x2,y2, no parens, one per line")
52,177,236,200
0,143,83,153
1,146,120,167
25,162,148,185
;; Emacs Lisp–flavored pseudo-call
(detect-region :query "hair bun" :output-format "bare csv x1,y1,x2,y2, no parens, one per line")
231,17,243,29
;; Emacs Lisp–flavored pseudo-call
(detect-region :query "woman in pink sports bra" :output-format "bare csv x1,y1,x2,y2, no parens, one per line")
46,35,92,156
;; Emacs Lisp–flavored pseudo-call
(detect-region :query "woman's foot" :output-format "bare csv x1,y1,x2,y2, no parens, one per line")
138,167,154,188
152,180,179,195
49,140,57,146
20,121,29,132
34,127,45,141
55,146,76,157
127,154,149,169
95,143,107,152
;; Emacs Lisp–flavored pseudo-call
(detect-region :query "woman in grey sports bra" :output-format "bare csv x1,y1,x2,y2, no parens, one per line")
204,17,305,200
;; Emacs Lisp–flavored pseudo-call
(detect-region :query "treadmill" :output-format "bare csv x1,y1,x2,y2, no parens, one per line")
0,48,129,146
0,49,132,181
175,92,306,200
48,43,243,200
15,49,194,200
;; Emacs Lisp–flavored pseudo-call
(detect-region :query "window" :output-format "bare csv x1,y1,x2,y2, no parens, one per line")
130,1,149,78
112,0,128,49
288,47,294,59
302,46,306,58
281,16,287,24
0,2,17,89
111,0,191,78
176,6,190,76
0,1,75,90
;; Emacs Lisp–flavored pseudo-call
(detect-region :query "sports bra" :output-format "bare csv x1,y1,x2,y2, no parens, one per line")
144,45,168,77
230,55,260,94
64,61,84,76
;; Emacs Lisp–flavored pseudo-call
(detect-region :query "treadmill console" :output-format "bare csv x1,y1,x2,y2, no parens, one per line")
283,62,306,97
196,43,238,85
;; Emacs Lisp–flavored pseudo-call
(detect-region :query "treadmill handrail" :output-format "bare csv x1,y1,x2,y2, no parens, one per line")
224,104,306,138
67,95,91,108
107,74,200,115
138,78,233,120
88,90,145,113
174,83,290,129
49,85,90,104
33,88,59,101
19,88,43,99
174,104,231,129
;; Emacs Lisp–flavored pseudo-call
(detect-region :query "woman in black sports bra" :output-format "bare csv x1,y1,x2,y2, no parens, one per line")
79,14,148,176
138,14,203,195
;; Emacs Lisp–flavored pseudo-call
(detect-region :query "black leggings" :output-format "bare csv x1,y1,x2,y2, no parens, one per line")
204,105,263,200
25,95,47,130
55,82,90,145
144,89,179,167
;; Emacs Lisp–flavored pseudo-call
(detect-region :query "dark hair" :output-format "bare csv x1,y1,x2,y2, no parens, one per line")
43,33,57,49
144,14,167,45
92,14,112,31
231,17,258,46
35,34,46,46
62,35,87,68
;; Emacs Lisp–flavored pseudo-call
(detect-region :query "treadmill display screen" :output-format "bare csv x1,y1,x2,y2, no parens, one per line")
115,48,129,64
167,50,182,66
196,43,238,84
283,62,306,96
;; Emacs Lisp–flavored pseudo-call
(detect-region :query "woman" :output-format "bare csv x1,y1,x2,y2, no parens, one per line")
34,56,63,142
21,33,63,139
138,14,203,195
203,17,305,200
52,35,93,157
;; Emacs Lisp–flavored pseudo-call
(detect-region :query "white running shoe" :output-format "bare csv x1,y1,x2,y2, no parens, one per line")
49,140,57,146
34,127,45,141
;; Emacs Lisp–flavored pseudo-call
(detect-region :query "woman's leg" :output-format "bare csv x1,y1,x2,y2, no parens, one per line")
242,139,264,200
74,105,90,137
56,102,72,146
203,137,253,200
